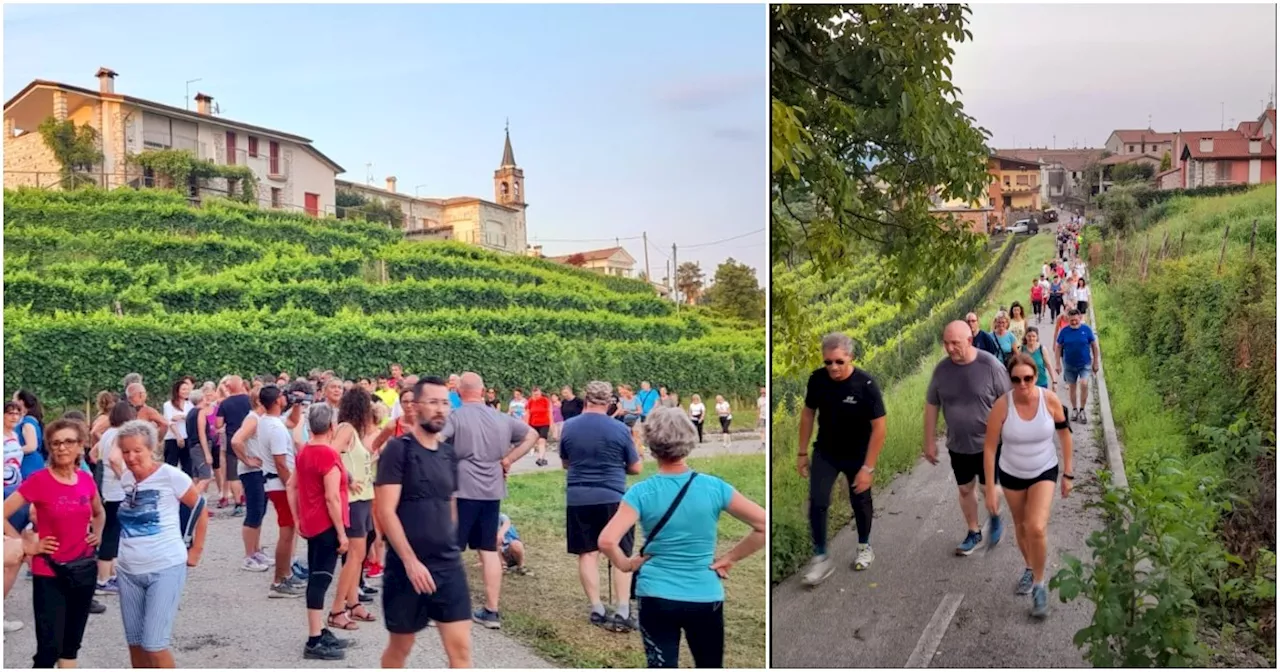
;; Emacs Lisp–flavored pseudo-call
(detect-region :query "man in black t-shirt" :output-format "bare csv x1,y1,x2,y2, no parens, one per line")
797,333,887,587
375,377,472,668
559,386,584,421
216,375,252,516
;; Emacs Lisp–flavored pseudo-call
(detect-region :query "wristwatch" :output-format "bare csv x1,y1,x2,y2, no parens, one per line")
861,465,875,473
1062,473,1074,480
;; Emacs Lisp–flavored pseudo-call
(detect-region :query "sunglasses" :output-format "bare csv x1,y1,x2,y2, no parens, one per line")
1010,375,1036,384
823,359,847,366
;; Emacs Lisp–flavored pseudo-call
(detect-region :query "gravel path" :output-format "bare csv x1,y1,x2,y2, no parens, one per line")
770,364,1105,668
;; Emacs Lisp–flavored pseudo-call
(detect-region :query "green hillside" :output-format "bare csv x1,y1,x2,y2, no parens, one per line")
3,188,763,407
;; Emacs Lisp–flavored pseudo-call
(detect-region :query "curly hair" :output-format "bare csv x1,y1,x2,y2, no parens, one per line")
338,387,375,431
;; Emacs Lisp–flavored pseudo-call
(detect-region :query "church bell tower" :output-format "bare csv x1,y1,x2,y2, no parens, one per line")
494,121,525,208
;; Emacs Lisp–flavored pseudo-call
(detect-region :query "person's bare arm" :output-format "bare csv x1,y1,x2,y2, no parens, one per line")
274,454,292,486
374,481,437,594
1091,340,1101,370
108,440,125,479
923,403,940,462
197,409,212,465
798,407,815,456
370,423,395,454
231,416,259,466
90,415,109,447
710,491,767,576
19,424,37,455
323,467,347,541
503,426,538,468
88,492,106,545
982,396,1008,496
3,492,27,538
142,406,167,434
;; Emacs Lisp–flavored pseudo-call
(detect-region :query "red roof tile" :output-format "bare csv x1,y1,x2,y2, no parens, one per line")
1181,130,1277,160
548,246,630,263
993,148,1104,172
1100,152,1163,166
1110,129,1176,144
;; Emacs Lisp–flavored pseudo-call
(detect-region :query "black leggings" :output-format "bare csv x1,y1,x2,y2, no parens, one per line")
637,597,724,668
163,438,192,476
305,527,341,610
32,576,95,668
718,417,731,434
692,419,704,443
1031,299,1043,318
809,450,873,553
1048,296,1063,321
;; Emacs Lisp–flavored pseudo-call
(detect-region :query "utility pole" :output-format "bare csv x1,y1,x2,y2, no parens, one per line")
1053,135,1056,149
1221,102,1225,131
642,231,651,285
672,243,678,309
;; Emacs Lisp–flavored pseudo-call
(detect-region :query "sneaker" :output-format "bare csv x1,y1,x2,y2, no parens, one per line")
4,619,23,633
589,611,609,628
513,566,531,576
359,583,379,596
242,556,270,572
303,638,345,661
987,515,1004,549
96,577,119,595
320,628,354,650
253,551,275,567
1078,409,1088,425
366,562,384,580
358,589,373,604
217,497,229,509
286,575,309,590
1031,583,1049,618
472,607,502,630
291,560,309,582
609,612,637,633
1016,568,1034,595
89,599,107,614
956,530,982,556
853,544,874,571
231,504,245,517
270,580,305,598
801,555,834,587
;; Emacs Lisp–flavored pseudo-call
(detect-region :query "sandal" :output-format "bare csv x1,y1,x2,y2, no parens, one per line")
328,609,359,631
347,603,377,623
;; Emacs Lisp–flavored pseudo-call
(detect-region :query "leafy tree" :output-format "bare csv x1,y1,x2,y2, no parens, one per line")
38,116,103,188
1112,162,1155,184
675,261,705,305
565,253,587,267
1160,150,1173,172
705,258,764,324
1098,184,1141,238
335,189,404,228
771,4,993,306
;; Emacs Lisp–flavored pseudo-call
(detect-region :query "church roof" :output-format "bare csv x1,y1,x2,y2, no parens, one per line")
501,128,516,167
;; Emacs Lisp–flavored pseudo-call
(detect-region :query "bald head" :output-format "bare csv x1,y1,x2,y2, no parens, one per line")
459,373,484,401
943,320,976,364
226,375,246,394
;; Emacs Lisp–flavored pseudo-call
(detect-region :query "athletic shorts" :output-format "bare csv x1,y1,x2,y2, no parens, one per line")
565,502,634,556
346,500,374,538
382,555,471,632
949,448,1000,487
186,442,213,480
533,425,550,440
998,465,1059,492
455,499,500,552
223,445,240,482
1063,364,1091,385
266,489,294,528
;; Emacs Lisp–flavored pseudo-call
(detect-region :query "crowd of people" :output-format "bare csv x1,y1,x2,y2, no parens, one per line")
796,219,1096,620
3,366,766,668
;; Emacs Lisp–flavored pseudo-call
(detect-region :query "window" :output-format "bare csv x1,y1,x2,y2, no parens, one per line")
248,136,259,158
1003,176,1011,187
1128,144,1135,153
226,131,237,165
1016,174,1029,186
271,187,281,208
269,141,280,174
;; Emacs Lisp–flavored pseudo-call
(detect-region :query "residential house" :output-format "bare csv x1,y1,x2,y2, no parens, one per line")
995,148,1104,205
1103,128,1176,159
3,68,343,215
549,246,637,278
1094,152,1165,194
1173,129,1276,189
335,129,528,255
988,154,1042,228
928,188,995,235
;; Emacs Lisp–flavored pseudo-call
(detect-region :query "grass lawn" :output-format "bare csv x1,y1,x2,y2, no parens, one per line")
465,453,766,668
770,232,1057,582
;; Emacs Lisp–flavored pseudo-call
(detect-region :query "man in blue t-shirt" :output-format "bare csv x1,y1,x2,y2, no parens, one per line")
966,312,1003,361
1055,309,1100,424
635,382,659,421
558,381,642,633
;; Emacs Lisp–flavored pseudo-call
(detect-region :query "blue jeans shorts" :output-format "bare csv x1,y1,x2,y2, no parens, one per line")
119,562,188,652
1063,364,1091,385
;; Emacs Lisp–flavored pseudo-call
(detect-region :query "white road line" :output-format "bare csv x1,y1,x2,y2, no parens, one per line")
904,592,964,668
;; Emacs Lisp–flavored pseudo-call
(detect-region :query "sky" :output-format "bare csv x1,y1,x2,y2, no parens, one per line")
3,3,767,280
950,4,1278,149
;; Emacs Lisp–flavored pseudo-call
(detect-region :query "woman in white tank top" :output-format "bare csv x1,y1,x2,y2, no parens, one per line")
981,353,1073,619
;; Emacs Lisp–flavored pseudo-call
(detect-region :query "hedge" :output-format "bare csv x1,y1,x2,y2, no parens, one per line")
3,308,762,407
1132,183,1252,209
771,236,1017,407
4,227,278,272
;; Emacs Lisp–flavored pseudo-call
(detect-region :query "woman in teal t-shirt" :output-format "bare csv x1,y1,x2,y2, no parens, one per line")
597,407,766,668
1020,327,1056,389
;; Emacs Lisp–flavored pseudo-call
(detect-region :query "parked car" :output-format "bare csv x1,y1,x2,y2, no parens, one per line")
1009,218,1040,235
1042,208,1059,223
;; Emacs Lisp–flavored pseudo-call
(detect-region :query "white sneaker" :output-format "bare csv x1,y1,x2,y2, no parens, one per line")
4,619,22,633
853,544,875,571
253,551,275,567
241,556,270,572
801,555,834,587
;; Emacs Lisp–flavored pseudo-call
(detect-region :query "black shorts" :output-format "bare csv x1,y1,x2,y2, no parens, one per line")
224,444,240,482
949,448,1000,487
998,465,1059,491
566,502,634,556
346,500,374,538
533,425,550,440
455,499,499,552
382,556,472,632
98,500,122,561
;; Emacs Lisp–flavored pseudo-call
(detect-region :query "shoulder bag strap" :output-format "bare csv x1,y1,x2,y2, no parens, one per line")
639,472,697,555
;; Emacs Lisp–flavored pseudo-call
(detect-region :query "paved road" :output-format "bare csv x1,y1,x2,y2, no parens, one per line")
770,362,1103,668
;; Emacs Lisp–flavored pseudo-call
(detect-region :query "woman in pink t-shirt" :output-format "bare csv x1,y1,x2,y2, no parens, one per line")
3,417,105,668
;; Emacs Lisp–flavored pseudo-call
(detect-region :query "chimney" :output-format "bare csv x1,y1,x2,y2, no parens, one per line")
194,92,213,115
95,67,117,95
1199,137,1214,153
386,176,397,193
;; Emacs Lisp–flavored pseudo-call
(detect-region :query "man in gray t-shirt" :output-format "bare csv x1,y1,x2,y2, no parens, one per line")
924,320,1013,556
437,372,537,627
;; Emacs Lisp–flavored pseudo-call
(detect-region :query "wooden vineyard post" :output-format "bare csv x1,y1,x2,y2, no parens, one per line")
1249,217,1259,261
1217,224,1231,274
1158,231,1170,260
1178,230,1186,257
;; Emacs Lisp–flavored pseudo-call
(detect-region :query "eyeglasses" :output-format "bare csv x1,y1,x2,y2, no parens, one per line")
823,359,846,366
1010,375,1036,384
966,318,978,323
49,438,82,449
